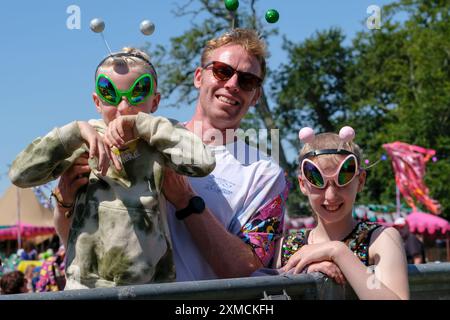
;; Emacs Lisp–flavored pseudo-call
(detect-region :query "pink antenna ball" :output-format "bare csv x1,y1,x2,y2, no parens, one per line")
299,127,315,143
339,126,355,143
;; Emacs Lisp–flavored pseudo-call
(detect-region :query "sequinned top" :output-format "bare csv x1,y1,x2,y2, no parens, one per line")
281,221,382,267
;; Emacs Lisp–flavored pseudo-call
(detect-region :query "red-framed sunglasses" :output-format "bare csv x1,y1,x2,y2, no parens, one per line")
203,61,263,91
301,154,360,189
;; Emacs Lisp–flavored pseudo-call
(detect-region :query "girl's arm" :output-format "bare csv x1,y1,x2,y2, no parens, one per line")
332,227,409,300
283,227,409,300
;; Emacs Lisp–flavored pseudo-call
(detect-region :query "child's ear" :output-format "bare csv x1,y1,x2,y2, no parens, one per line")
92,93,102,113
193,67,203,89
298,175,309,196
151,92,161,113
357,170,366,192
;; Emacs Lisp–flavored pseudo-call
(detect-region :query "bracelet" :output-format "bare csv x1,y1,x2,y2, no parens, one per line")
51,188,74,209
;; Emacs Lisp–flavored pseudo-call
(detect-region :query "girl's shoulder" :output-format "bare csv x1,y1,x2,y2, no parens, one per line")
281,228,311,266
344,221,384,266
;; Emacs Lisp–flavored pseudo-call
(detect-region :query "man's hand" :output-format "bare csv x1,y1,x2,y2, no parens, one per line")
57,153,91,206
53,154,92,247
104,115,138,150
77,121,119,175
162,168,196,210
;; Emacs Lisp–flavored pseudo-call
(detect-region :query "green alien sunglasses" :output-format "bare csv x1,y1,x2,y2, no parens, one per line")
95,73,155,107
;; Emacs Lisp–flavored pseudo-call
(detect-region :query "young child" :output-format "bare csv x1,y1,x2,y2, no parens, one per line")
9,48,215,289
272,127,409,299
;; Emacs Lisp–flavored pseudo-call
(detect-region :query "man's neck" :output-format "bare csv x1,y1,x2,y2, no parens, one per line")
186,111,239,146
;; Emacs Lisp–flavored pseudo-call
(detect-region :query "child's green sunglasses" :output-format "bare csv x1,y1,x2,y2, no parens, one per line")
95,73,154,106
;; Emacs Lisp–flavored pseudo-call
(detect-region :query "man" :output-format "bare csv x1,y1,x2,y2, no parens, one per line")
394,217,426,264
53,29,288,282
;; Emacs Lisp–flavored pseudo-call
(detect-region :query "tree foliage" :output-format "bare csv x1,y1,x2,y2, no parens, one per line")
274,0,450,218
145,0,449,219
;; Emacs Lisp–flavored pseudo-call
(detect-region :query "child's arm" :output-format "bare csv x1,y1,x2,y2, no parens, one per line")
282,227,409,300
9,121,114,187
105,113,215,176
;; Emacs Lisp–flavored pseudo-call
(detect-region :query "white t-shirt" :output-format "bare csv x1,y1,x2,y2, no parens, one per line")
167,138,286,281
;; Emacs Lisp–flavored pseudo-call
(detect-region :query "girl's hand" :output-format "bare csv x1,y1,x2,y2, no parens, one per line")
77,121,118,175
306,261,346,285
282,241,344,274
104,115,138,150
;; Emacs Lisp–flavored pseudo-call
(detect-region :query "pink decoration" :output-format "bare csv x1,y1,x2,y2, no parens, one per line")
339,126,355,143
407,211,450,235
299,127,315,143
0,223,55,240
383,142,441,215
364,159,370,165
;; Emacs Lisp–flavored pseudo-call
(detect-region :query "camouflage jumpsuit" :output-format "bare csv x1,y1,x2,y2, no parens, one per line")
9,112,215,289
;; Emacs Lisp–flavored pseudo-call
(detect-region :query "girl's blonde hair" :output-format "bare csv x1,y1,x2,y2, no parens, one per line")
201,28,267,80
95,47,157,84
298,132,363,173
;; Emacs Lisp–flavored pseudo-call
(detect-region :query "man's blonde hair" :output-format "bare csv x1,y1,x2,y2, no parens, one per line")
201,29,267,80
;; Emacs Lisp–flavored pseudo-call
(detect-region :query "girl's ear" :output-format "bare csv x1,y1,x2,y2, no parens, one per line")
298,175,309,196
357,170,366,192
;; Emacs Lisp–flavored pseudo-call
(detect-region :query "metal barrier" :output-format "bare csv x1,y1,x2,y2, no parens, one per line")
1,262,449,300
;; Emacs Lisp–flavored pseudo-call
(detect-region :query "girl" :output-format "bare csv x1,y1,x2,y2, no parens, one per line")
277,126,409,300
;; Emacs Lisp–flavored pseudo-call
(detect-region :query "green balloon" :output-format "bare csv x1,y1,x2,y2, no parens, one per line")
224,0,239,12
265,9,279,24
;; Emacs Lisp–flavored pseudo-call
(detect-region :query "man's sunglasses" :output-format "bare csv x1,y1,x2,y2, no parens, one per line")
95,73,154,107
301,154,359,189
203,61,263,91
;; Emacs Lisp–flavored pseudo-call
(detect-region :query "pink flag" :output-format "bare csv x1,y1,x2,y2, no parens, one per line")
383,142,441,215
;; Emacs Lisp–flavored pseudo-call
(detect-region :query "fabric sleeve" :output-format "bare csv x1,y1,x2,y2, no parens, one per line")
237,171,289,267
134,112,215,177
9,121,86,187
406,235,424,257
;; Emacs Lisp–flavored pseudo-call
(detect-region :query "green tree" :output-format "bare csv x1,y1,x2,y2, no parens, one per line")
348,0,450,219
272,0,449,218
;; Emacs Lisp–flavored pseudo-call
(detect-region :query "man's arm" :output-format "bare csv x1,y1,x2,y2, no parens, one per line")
184,206,263,278
163,168,287,278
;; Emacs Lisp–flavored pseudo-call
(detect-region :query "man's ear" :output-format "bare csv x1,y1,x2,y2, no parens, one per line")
93,93,102,113
357,170,367,192
151,92,161,113
250,87,262,107
194,67,203,89
298,175,309,196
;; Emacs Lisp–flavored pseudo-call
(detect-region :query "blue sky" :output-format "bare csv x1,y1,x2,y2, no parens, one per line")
0,0,394,196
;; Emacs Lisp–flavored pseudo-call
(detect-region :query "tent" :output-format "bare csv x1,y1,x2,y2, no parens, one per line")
0,185,55,246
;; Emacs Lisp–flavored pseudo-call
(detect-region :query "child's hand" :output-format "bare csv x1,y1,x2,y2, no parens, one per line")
281,242,344,275
104,115,138,150
77,121,118,175
306,261,346,285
